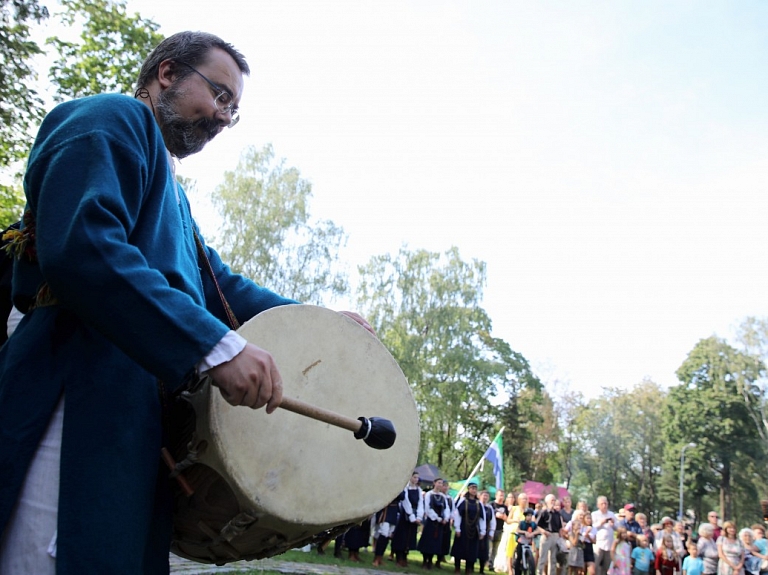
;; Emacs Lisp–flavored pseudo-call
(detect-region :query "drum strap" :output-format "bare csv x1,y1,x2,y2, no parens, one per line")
193,231,240,330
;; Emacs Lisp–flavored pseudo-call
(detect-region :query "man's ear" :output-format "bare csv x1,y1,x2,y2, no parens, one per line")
157,59,176,90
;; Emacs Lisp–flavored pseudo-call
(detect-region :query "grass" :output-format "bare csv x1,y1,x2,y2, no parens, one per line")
231,544,481,574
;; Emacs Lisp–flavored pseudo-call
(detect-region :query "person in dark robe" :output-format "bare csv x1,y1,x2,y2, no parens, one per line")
373,493,403,566
419,478,451,570
451,482,487,574
344,516,372,562
438,479,456,569
392,471,424,567
478,490,497,574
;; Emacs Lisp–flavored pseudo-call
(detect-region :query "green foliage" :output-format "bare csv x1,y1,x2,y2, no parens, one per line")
0,182,26,226
563,381,665,515
46,0,162,101
662,336,766,522
0,0,48,170
356,246,542,484
211,144,349,304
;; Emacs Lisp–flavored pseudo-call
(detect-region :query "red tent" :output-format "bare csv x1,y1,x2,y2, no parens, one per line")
516,480,571,504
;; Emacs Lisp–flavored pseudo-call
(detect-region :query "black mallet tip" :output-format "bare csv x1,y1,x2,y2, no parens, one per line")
354,416,396,449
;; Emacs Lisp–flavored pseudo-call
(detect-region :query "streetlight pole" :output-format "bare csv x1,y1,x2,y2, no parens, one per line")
679,442,696,522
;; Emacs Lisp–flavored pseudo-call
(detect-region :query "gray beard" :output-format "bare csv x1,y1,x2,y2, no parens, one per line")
155,85,221,159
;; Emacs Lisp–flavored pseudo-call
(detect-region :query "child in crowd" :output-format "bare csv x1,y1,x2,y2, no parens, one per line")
515,509,542,575
582,512,597,575
611,527,632,575
682,542,703,575
631,535,655,575
567,510,585,575
656,534,679,575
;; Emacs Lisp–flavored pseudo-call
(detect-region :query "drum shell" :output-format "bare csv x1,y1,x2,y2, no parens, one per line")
169,305,420,564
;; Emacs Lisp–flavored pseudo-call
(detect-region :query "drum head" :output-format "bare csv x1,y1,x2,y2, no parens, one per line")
208,304,419,526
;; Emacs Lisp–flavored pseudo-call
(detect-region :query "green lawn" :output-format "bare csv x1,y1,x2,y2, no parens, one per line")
235,544,490,575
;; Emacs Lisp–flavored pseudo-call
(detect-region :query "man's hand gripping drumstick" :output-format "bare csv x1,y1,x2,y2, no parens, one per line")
208,342,284,411
208,310,394,449
207,310,374,412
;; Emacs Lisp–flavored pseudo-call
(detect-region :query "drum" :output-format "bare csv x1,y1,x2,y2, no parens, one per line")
168,304,420,565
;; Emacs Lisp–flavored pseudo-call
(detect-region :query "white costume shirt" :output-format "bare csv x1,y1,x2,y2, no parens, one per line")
401,485,425,522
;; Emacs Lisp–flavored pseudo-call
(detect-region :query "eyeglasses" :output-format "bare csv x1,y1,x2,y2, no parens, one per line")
177,61,240,127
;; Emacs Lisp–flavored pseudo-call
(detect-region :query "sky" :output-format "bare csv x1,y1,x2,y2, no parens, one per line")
63,0,768,398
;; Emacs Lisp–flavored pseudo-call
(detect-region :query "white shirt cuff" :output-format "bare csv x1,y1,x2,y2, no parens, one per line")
196,331,247,373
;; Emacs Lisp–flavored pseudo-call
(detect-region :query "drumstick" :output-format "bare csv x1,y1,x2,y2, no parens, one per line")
279,396,396,450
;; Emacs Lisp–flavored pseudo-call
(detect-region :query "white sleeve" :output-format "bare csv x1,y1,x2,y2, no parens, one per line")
417,489,425,520
196,330,247,372
425,492,439,521
401,489,415,521
454,499,464,533
442,496,451,521
488,506,496,538
6,306,23,337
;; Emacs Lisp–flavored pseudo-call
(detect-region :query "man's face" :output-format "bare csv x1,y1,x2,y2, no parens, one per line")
468,485,478,497
480,492,490,503
626,508,635,520
496,490,505,503
708,512,718,525
598,498,608,512
156,47,244,159
562,497,571,509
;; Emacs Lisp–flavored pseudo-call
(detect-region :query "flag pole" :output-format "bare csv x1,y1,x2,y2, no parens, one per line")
454,426,505,502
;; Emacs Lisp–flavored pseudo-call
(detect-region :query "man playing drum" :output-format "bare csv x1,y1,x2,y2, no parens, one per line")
0,31,373,575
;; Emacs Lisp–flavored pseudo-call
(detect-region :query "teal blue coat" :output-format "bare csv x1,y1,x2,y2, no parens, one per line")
0,94,296,573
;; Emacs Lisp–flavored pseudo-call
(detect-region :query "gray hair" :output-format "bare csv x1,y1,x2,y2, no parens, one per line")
698,523,714,538
136,31,250,91
740,528,755,542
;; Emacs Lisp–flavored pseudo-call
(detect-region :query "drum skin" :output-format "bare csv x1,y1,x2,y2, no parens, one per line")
169,305,420,564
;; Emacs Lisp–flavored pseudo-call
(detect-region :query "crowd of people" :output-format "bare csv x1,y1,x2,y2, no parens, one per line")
327,472,768,575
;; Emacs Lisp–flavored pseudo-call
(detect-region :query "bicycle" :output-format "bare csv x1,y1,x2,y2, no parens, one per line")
514,540,536,575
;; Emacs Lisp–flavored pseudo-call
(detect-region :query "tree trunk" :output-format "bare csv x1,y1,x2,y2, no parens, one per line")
720,460,732,519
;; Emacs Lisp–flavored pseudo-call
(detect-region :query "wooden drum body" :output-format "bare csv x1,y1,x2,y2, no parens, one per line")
169,305,419,564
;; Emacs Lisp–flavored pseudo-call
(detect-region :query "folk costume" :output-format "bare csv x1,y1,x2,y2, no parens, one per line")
451,494,487,573
0,94,296,575
373,494,403,565
343,516,372,562
418,488,451,569
437,492,456,568
478,500,496,573
392,483,424,566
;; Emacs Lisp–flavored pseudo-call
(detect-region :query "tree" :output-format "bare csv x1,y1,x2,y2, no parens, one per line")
664,336,766,521
356,246,542,484
560,380,666,516
735,316,768,442
210,144,349,304
46,0,162,101
0,0,48,218
1,0,163,222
